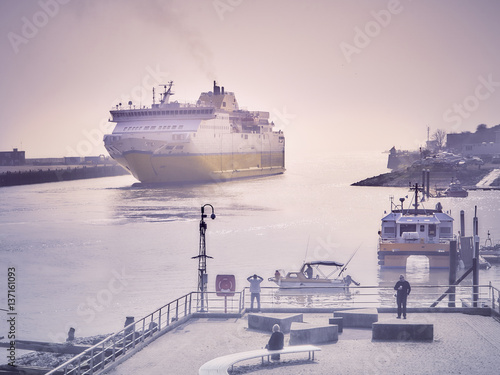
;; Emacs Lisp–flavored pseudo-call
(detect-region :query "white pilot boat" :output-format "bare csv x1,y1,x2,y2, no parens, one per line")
268,261,359,289
378,183,455,268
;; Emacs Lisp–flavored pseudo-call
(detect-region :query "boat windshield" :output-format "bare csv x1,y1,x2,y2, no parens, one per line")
304,261,344,267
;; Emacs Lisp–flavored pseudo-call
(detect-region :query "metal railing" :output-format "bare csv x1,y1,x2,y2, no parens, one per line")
46,293,193,375
45,284,498,374
45,292,244,375
249,284,499,311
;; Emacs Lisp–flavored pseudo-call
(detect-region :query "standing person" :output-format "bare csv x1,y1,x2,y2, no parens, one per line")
247,274,264,311
394,274,411,319
266,324,284,360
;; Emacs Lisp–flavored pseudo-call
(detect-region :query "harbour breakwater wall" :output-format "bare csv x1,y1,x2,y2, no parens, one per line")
352,165,500,190
0,165,129,187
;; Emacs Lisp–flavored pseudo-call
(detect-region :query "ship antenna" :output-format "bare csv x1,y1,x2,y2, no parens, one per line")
152,87,155,105
303,236,310,264
159,81,174,105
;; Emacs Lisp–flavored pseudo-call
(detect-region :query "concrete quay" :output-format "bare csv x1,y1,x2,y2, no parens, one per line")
105,310,500,375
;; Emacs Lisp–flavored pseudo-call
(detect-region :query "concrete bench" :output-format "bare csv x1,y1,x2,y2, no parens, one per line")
372,322,433,341
333,308,378,328
289,322,338,345
198,345,321,375
248,313,303,333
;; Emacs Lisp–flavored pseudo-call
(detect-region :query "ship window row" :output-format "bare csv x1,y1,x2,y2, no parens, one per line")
200,124,229,130
398,223,449,238
123,125,184,131
114,109,214,118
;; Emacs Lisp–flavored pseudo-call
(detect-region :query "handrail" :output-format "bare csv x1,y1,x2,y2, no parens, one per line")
44,284,498,374
45,293,194,375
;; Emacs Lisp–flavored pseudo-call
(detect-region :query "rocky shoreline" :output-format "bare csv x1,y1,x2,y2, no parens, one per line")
0,334,111,372
352,163,500,190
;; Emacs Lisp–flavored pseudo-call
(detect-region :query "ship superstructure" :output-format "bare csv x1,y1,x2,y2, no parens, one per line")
378,184,454,268
103,81,285,183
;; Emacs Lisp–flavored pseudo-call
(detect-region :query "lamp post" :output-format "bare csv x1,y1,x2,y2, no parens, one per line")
192,204,216,312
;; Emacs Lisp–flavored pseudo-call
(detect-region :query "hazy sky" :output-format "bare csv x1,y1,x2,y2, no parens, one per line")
1,0,500,158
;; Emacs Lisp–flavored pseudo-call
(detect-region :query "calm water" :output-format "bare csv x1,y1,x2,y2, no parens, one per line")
1,152,499,343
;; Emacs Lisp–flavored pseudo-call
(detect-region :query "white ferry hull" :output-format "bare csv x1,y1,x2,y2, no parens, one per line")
104,81,285,184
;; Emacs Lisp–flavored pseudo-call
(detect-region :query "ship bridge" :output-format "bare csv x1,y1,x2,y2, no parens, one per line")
380,210,453,244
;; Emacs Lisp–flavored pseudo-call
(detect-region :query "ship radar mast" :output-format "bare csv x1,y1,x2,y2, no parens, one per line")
408,182,427,214
159,81,174,105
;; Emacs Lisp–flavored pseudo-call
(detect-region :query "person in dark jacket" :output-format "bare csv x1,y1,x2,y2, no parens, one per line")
266,324,284,360
394,274,411,319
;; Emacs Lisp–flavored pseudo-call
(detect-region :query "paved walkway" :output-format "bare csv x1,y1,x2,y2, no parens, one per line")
476,168,500,188
106,312,500,375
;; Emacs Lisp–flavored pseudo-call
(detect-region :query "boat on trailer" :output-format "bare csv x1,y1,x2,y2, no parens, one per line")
479,230,500,263
268,261,359,289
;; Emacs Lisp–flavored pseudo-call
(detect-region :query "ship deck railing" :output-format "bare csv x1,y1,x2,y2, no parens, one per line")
110,101,215,111
379,238,453,244
45,283,500,375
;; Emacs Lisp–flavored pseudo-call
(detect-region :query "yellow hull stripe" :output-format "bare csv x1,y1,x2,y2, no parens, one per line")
115,152,285,183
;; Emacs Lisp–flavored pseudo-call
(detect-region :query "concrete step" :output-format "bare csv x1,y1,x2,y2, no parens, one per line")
333,308,378,328
372,322,433,341
289,322,338,345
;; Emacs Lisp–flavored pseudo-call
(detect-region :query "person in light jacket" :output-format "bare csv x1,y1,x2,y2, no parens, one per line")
247,274,263,311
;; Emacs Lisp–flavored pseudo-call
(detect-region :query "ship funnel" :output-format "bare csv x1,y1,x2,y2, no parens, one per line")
213,81,220,95
221,86,224,94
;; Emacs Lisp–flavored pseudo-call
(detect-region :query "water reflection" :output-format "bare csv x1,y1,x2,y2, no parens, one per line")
269,287,360,308
108,181,269,223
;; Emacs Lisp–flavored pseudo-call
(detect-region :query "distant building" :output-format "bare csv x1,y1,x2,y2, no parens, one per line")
447,125,500,157
27,157,65,165
0,148,25,166
64,157,84,165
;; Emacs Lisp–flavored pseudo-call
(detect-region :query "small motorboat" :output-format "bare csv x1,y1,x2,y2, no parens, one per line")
268,261,359,289
444,179,468,197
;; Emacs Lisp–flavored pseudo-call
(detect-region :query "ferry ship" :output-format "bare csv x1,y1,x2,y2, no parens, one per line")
378,184,454,268
103,81,285,183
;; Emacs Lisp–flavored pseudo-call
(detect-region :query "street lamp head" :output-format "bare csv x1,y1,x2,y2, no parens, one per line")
201,204,216,220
